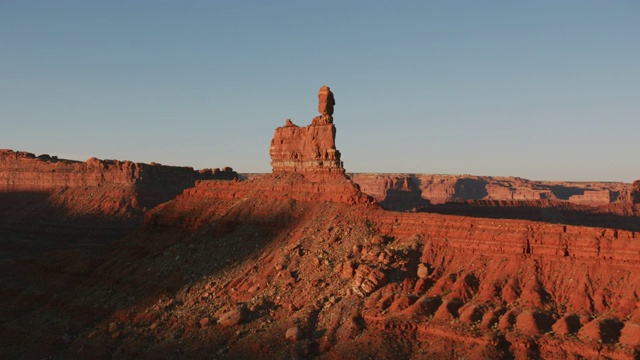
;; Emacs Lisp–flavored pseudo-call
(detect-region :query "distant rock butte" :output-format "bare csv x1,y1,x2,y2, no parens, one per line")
270,86,344,179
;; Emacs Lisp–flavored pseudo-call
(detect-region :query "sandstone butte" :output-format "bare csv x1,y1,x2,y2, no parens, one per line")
1,86,640,359
269,85,345,179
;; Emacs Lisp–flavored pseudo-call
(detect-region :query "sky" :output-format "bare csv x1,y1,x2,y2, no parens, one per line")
1,1,639,182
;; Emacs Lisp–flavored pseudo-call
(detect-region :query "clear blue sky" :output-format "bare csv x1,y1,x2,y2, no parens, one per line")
1,1,639,181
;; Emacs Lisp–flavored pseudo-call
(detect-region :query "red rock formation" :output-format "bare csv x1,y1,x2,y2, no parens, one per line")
269,87,344,178
3,89,640,360
317,85,335,116
145,173,373,231
0,149,235,194
47,173,640,359
350,173,631,207
569,190,615,205
0,149,237,258
632,180,640,204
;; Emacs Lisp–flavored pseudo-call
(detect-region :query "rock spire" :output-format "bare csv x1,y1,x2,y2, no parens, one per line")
269,86,345,179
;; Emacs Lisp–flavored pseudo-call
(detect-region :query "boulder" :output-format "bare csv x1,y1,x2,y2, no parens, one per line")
285,326,303,341
218,307,246,326
352,264,387,296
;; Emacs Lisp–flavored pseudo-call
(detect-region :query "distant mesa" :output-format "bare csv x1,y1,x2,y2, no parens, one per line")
0,149,236,193
0,148,238,222
269,86,344,179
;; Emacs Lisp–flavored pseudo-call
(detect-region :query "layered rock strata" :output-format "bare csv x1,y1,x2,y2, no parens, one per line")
3,91,640,359
0,148,237,225
0,149,236,258
0,149,235,195
348,173,640,230
270,86,344,178
350,173,633,207
145,173,373,231
98,174,640,359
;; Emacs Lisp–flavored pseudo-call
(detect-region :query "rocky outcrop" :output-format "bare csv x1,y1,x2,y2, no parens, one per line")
149,86,375,230
145,173,374,231
270,86,344,178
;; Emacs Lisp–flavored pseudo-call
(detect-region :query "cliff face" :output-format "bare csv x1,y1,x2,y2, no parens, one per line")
349,173,639,230
350,173,632,207
632,180,640,204
0,149,235,194
0,149,236,258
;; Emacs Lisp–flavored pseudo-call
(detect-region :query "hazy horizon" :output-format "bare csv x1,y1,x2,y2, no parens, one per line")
2,1,639,182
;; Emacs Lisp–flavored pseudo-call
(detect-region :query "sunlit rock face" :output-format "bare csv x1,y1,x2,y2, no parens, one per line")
270,86,344,179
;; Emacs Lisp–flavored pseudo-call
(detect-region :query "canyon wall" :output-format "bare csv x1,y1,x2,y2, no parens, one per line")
0,149,235,193
0,149,236,258
350,173,632,208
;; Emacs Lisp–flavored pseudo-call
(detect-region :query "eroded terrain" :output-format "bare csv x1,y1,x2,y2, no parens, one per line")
2,87,639,359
